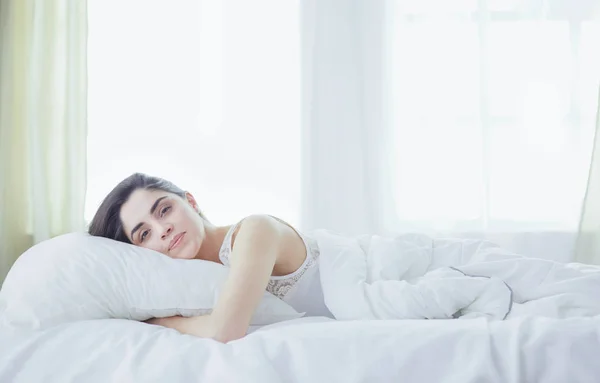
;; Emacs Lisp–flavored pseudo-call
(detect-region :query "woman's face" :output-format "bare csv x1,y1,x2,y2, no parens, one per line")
120,188,205,259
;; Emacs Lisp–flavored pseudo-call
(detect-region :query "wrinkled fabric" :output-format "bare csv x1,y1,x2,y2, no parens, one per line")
312,230,600,321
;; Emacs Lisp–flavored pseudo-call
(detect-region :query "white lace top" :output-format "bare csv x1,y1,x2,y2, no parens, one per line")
218,218,319,299
218,217,333,318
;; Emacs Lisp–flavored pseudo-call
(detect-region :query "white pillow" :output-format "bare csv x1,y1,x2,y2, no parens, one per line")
0,232,303,330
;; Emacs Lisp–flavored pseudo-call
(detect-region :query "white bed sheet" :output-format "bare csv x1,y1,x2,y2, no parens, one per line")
1,315,599,383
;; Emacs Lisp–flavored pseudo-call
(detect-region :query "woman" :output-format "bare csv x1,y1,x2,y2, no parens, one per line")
89,173,331,343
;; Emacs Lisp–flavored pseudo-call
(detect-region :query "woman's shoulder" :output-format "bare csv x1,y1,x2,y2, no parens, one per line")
229,214,308,255
224,214,309,272
235,214,279,229
233,214,303,237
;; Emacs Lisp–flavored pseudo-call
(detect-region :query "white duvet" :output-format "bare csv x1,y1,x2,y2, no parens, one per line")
313,230,600,321
1,315,600,382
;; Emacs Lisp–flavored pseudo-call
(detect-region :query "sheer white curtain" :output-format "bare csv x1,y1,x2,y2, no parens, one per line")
0,0,88,282
575,87,600,264
301,0,394,236
86,0,301,227
302,0,600,261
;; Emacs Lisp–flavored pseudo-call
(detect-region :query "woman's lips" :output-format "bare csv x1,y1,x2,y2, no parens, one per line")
169,232,185,251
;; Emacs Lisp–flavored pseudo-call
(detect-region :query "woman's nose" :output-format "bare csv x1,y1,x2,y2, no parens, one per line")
161,225,173,240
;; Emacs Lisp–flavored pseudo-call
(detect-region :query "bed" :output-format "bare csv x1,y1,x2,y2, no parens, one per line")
2,232,600,382
1,314,599,382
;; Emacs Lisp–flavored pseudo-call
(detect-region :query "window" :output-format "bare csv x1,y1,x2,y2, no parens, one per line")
391,0,600,231
86,0,301,226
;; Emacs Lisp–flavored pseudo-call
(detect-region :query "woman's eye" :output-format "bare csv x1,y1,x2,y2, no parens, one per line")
141,230,149,242
160,206,171,217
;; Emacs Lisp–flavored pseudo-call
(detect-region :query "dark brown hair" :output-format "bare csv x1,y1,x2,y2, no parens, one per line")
88,173,204,243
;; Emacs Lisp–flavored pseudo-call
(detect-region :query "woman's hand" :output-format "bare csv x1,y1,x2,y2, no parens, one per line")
145,315,217,339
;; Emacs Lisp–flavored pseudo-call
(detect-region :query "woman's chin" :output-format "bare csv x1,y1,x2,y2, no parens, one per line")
171,249,195,260
171,242,201,260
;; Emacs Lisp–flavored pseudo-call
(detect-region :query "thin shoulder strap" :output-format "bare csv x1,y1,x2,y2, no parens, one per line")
217,221,242,266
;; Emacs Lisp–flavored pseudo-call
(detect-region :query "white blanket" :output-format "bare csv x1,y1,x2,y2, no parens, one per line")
313,230,600,321
2,316,600,382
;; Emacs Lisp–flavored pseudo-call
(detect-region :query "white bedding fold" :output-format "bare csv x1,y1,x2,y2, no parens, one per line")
312,230,600,321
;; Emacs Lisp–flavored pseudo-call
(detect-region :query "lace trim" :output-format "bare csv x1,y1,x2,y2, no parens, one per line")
218,224,320,299
265,237,319,299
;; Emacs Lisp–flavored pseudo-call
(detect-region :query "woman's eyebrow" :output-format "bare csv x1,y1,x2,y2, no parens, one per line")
130,196,168,239
149,196,168,215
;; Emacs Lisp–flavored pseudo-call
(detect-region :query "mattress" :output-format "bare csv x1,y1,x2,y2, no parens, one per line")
1,315,598,382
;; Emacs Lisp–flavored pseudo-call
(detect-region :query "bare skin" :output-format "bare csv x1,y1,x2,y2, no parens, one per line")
119,188,307,342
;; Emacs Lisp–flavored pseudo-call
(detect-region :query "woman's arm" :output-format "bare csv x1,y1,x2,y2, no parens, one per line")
209,214,285,342
147,215,285,342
